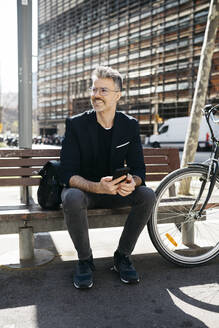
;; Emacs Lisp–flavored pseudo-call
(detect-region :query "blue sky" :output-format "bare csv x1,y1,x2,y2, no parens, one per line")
0,0,37,93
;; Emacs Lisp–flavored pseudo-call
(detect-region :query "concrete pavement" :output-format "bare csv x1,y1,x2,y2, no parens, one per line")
0,187,219,327
0,236,219,328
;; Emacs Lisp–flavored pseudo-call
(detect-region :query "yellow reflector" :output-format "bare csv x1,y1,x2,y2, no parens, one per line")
165,233,178,247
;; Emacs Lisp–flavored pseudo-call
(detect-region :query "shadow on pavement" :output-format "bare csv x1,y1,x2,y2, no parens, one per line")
0,251,218,328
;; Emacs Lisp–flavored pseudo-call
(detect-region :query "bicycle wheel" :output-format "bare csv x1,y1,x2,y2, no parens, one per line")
148,166,219,267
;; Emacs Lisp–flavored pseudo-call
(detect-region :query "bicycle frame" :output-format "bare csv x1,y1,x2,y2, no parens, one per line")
187,104,219,217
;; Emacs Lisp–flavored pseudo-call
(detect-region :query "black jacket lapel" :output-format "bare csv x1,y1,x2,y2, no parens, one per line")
110,112,123,174
87,111,99,165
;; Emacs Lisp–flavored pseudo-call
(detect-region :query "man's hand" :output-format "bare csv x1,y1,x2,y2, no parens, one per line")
116,174,136,197
98,175,127,195
69,173,140,195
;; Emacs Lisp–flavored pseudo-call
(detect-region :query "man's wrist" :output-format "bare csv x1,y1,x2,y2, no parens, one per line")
132,175,142,187
69,175,100,193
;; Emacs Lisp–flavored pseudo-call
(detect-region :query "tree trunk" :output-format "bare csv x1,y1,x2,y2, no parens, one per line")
181,0,219,170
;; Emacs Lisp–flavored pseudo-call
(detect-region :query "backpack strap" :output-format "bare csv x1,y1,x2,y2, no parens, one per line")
39,160,61,181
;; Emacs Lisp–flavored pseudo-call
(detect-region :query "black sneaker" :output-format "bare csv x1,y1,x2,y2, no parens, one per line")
73,255,95,289
113,250,140,284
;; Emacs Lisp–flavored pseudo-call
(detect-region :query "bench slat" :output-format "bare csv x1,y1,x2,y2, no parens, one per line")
144,157,169,165
146,165,173,173
0,177,41,186
0,149,60,157
0,168,40,176
146,174,168,181
143,148,174,155
0,158,59,167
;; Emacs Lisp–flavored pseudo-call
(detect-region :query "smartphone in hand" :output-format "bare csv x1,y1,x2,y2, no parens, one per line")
113,167,130,183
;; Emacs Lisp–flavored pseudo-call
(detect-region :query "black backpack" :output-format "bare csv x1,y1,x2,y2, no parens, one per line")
37,160,63,210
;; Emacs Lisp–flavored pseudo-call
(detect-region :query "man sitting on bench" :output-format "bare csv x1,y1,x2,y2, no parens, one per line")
60,65,156,289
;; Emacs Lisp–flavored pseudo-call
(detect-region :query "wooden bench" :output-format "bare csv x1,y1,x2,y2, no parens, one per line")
0,147,180,268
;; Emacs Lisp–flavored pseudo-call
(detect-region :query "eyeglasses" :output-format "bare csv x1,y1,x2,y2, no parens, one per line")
89,87,119,96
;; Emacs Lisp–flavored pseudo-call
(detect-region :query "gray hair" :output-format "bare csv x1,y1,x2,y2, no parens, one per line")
92,66,123,91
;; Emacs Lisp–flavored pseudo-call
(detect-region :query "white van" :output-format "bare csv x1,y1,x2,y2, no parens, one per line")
146,116,218,150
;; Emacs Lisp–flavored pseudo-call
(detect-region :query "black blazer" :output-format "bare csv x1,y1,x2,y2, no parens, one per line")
60,110,146,186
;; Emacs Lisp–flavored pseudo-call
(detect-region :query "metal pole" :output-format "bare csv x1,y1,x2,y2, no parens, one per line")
17,0,32,149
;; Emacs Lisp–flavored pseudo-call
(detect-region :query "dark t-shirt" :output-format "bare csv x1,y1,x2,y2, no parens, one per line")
96,121,113,181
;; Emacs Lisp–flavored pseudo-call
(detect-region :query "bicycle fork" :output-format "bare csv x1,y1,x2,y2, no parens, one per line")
189,159,219,217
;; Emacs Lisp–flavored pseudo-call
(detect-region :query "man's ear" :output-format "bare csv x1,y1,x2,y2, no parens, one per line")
116,91,122,102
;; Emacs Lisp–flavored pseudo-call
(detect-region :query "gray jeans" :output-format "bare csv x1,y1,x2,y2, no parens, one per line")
61,186,156,260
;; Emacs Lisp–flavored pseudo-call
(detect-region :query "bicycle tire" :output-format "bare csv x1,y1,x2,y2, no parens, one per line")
148,166,219,267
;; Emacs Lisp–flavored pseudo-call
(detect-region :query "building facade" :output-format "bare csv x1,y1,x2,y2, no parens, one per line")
38,0,219,136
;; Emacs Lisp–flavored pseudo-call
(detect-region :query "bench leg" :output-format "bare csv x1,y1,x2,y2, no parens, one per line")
19,226,34,260
16,226,55,268
20,186,31,204
182,222,194,246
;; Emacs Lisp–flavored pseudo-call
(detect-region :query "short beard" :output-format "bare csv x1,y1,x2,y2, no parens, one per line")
92,106,104,112
91,99,104,112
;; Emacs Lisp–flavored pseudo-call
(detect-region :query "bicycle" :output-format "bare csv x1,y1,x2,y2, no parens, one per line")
148,103,219,267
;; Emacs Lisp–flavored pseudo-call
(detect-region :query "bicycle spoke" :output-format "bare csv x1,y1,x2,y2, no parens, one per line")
148,167,219,266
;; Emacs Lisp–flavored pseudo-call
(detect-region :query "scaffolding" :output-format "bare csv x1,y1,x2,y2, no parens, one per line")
37,0,219,136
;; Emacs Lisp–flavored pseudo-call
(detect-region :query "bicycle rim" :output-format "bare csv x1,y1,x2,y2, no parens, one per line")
148,167,219,266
